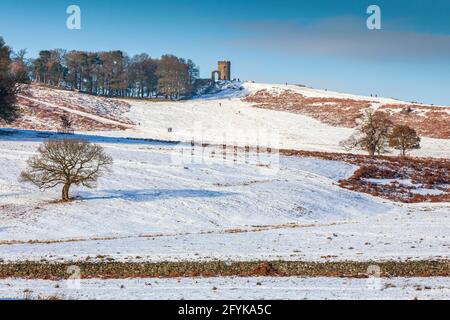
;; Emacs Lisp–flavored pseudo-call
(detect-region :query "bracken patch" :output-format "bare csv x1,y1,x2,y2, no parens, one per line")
244,89,372,127
244,90,450,139
379,104,450,139
280,149,450,203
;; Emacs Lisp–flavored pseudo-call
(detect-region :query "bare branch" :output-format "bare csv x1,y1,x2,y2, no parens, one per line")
20,139,113,201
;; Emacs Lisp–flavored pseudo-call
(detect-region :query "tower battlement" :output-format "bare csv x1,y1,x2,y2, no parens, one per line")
217,61,231,81
212,61,231,81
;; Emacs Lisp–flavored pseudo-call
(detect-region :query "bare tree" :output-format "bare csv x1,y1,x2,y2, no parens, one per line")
341,110,393,157
389,125,421,157
21,139,113,201
10,49,30,82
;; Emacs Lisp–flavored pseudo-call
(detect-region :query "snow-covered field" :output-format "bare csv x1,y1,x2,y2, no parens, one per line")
1,277,449,300
0,131,448,263
0,81,448,300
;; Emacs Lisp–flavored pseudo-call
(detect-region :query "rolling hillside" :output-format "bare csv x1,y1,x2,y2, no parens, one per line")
0,81,449,299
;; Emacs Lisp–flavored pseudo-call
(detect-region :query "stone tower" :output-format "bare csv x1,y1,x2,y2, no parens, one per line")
217,61,231,81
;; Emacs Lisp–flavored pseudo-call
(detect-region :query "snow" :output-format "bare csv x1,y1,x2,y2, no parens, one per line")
0,131,448,263
1,277,449,300
0,132,376,241
78,81,450,158
0,82,448,299
104,95,356,154
7,82,449,158
1,203,448,263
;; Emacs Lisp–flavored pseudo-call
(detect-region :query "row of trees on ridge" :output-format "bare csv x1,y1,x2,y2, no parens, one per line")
31,50,200,99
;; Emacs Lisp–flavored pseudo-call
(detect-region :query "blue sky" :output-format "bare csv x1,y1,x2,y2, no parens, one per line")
1,0,450,104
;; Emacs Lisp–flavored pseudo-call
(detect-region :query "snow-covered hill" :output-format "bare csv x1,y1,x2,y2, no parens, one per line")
0,131,448,263
103,81,449,158
0,82,448,265
5,82,449,158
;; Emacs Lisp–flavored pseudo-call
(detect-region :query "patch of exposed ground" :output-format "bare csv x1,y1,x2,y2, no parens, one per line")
379,104,450,139
1,84,133,131
244,89,450,139
0,261,448,280
9,98,127,131
244,89,373,127
280,149,450,203
27,84,133,125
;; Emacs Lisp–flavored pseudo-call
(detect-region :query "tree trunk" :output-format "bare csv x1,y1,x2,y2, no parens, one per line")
62,183,71,201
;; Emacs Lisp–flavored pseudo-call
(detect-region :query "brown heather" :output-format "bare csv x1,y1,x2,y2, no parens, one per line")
244,90,450,139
